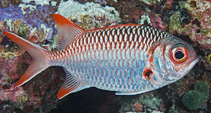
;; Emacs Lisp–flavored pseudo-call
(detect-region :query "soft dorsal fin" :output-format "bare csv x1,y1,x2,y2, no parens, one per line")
53,14,85,50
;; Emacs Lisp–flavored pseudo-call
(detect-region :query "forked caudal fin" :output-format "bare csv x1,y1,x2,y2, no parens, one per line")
3,32,50,87
4,14,87,99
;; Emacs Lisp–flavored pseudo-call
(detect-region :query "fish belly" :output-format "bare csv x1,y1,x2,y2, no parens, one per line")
65,50,147,92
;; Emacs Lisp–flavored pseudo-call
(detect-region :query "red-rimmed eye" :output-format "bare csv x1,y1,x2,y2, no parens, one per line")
170,47,189,64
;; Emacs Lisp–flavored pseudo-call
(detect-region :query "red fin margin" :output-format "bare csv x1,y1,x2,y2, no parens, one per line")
53,14,85,50
86,23,141,32
4,32,49,87
57,68,89,99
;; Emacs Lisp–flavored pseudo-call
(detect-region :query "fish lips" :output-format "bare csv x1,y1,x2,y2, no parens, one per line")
183,57,199,75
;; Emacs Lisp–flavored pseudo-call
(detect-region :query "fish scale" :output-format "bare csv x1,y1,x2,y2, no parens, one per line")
4,14,198,99
47,25,169,92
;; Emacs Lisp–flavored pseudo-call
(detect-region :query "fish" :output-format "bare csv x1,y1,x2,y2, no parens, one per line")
3,14,199,99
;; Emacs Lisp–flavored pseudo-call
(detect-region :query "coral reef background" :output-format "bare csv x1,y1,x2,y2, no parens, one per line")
0,0,211,113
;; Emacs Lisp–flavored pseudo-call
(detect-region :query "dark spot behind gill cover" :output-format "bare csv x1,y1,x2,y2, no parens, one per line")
143,68,153,80
145,70,153,78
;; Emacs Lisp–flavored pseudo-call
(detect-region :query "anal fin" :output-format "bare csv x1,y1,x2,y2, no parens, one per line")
57,68,90,99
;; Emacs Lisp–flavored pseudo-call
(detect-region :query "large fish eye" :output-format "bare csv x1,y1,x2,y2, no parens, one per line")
175,51,184,59
170,47,189,64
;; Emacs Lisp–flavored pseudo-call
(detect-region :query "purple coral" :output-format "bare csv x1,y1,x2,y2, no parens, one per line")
0,6,24,22
0,4,55,29
0,2,62,112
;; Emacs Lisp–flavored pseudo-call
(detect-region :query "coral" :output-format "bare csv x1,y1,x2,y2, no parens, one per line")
56,0,121,30
0,0,122,112
182,90,204,110
0,0,22,8
140,0,161,5
152,111,163,113
168,0,211,50
0,1,56,40
106,0,167,30
194,82,209,99
200,51,211,71
139,94,163,110
0,1,61,112
117,93,165,113
0,53,64,112
182,82,209,110
19,28,26,36
0,57,29,104
0,19,52,60
21,0,52,6
6,77,12,84
207,53,211,65
134,102,143,112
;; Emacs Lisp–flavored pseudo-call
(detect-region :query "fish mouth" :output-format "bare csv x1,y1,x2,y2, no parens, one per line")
183,57,199,76
189,58,199,68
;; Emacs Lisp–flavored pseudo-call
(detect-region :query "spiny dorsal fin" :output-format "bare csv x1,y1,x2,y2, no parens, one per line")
53,14,85,50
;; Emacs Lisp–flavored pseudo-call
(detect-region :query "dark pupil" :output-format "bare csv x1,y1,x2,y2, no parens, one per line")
175,51,184,59
145,70,153,77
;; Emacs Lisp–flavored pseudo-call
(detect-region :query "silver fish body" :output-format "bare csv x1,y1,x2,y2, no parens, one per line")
48,25,198,95
4,14,198,99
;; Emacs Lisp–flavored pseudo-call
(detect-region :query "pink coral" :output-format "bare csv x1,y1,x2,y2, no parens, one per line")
0,57,28,105
134,103,143,112
179,0,211,49
0,85,28,103
148,13,167,30
0,18,61,112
